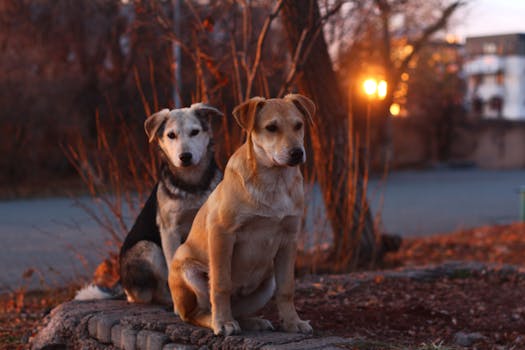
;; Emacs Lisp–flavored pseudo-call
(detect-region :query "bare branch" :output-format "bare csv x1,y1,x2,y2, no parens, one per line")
133,66,151,117
244,0,285,99
394,1,465,92
230,37,243,104
278,0,345,96
278,27,309,97
183,0,206,32
374,0,392,80
193,34,209,103
319,0,345,22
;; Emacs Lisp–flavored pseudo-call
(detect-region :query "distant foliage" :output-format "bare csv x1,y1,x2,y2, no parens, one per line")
0,0,171,190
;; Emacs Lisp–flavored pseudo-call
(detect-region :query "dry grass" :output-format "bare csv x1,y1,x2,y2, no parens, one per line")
384,222,525,269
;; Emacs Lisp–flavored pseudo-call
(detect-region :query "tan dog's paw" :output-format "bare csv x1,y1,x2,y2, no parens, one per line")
212,319,241,336
239,317,274,331
281,319,313,334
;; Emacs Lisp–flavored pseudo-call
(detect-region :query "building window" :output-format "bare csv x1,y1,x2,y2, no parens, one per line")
471,74,483,87
488,96,504,117
497,70,504,85
472,97,483,115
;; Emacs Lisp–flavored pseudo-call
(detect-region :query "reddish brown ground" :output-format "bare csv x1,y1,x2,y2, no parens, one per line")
1,223,525,349
261,269,525,349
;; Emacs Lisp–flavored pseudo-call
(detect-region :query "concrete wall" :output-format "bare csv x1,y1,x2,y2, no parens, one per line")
390,119,429,168
390,119,525,169
468,122,525,168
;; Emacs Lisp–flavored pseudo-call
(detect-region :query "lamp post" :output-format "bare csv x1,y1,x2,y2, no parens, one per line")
357,78,388,213
361,78,388,161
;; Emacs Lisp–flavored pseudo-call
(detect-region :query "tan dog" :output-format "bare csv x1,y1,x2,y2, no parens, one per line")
168,94,316,335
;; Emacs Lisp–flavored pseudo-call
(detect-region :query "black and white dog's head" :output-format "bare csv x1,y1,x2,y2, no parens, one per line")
145,103,223,168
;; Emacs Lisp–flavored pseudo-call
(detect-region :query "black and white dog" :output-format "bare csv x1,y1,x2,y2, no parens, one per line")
76,103,223,304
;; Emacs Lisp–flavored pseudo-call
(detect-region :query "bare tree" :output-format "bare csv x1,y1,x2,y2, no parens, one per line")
281,0,379,270
280,0,465,270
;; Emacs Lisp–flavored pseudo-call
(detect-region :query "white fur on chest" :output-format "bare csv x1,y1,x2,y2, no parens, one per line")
157,182,215,267
159,191,206,216
157,184,211,235
245,170,303,219
157,170,220,223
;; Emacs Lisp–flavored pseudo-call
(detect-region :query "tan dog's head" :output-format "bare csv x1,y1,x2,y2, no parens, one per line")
145,103,223,168
233,94,316,167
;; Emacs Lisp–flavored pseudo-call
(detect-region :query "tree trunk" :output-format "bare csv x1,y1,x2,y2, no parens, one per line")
281,0,379,270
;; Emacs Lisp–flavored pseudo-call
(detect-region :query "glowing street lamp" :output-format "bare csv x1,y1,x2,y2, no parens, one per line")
363,79,377,96
363,78,387,100
377,80,387,99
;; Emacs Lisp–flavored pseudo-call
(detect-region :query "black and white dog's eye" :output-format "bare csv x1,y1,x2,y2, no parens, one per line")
294,122,303,131
265,124,278,132
167,131,176,139
190,129,200,137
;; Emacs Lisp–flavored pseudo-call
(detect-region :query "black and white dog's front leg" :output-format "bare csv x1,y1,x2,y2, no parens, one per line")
154,206,183,306
157,209,183,272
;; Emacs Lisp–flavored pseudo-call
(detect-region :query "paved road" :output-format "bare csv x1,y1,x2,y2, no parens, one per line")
0,197,125,292
368,168,524,236
1,169,524,291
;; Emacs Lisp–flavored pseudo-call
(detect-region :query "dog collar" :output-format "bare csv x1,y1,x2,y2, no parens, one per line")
160,157,221,199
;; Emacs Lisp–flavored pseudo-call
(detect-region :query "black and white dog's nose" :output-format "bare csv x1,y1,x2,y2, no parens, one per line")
288,148,304,166
179,152,193,166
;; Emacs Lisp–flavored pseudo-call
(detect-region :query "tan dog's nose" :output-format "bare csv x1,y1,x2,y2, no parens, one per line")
288,148,304,166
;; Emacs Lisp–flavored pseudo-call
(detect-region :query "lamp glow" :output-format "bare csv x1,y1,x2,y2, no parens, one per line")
390,103,401,116
363,79,377,96
377,80,387,100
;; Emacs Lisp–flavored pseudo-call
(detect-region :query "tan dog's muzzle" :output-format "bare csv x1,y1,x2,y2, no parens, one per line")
287,147,304,166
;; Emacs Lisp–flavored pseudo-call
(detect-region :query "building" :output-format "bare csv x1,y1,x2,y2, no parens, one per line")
464,33,525,120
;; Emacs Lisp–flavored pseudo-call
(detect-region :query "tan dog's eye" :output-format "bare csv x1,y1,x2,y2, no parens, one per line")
265,124,278,133
294,122,303,131
167,131,177,139
190,129,200,137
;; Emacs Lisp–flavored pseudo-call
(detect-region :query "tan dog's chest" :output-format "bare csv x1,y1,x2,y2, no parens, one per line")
230,214,299,295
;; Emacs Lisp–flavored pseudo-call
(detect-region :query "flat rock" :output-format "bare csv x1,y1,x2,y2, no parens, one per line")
29,298,354,350
454,331,486,347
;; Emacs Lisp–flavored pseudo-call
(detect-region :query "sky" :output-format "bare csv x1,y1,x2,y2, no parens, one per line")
453,0,525,41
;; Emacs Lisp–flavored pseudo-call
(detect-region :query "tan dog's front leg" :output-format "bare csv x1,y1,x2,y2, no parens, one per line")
209,226,240,336
274,236,312,334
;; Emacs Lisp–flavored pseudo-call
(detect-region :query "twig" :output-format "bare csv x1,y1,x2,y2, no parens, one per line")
133,66,151,117
244,0,285,99
230,37,243,104
278,0,345,97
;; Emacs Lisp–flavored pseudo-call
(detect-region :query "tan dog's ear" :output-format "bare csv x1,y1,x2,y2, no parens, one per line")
232,97,266,131
191,103,224,131
285,94,316,125
144,108,170,143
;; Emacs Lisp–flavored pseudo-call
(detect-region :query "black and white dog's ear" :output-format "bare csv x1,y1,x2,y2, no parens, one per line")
144,108,170,143
191,103,224,131
232,97,266,131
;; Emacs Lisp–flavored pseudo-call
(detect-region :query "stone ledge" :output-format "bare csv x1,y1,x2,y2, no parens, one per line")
30,261,524,350
29,298,352,350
